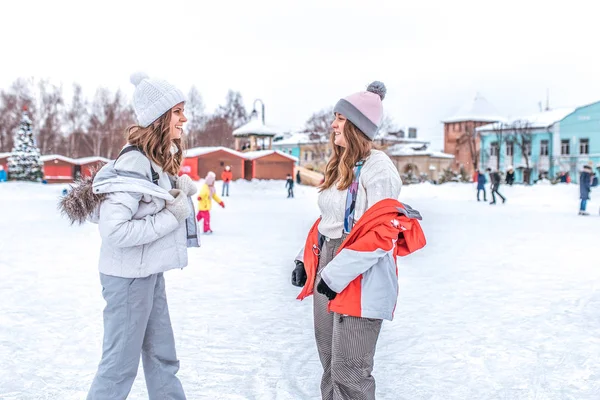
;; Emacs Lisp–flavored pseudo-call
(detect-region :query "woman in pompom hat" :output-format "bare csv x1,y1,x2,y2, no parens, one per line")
68,72,198,399
291,82,426,399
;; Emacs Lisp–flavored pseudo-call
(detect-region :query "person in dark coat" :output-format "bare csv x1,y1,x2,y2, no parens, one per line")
296,170,301,185
476,169,487,202
579,165,595,215
286,174,294,198
505,167,515,186
486,168,506,205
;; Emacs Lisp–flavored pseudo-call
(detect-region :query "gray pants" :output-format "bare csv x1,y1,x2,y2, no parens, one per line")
87,273,186,400
314,236,383,400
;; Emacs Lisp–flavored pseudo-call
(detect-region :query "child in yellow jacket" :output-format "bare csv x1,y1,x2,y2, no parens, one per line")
196,171,225,234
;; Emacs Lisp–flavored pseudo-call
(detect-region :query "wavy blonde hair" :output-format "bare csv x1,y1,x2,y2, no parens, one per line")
125,108,184,176
320,120,372,191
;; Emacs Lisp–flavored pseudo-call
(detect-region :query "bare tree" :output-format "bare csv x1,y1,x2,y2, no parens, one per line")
64,83,89,158
378,114,397,136
0,78,36,152
302,107,333,171
0,79,140,159
216,90,248,130
456,123,480,171
108,91,135,159
83,88,133,158
489,122,507,171
184,86,206,148
507,120,533,184
82,88,109,156
0,90,18,152
35,80,64,155
197,115,234,147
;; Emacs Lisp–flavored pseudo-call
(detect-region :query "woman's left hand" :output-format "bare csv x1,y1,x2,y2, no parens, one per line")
317,279,337,300
176,174,198,197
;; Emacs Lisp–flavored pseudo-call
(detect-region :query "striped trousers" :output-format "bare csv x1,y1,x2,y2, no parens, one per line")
314,236,383,400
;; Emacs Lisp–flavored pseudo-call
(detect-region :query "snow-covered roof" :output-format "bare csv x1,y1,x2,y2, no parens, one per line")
476,107,576,132
39,155,110,165
185,146,298,161
386,144,454,159
243,150,298,162
233,118,281,137
40,154,78,164
376,134,429,145
443,93,505,123
0,152,11,159
272,132,324,146
184,146,246,159
75,156,110,164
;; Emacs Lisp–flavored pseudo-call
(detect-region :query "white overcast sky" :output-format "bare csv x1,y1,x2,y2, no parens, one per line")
1,0,598,149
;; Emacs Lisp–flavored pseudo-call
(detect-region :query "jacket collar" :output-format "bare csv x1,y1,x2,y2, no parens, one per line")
352,199,422,228
341,198,422,243
92,160,174,201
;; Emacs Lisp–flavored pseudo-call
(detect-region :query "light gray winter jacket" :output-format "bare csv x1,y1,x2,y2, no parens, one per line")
90,149,196,278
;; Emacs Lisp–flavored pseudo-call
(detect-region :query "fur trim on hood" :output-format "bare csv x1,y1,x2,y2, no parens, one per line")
58,170,106,225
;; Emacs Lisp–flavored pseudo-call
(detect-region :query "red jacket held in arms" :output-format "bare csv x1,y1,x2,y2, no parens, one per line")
297,198,426,320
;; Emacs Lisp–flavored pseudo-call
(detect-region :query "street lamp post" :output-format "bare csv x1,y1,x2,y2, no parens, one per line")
252,99,265,124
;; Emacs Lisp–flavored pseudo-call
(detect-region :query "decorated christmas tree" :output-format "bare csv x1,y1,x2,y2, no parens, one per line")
7,107,44,181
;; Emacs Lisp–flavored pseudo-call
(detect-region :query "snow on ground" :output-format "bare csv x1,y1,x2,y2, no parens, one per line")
1,180,600,399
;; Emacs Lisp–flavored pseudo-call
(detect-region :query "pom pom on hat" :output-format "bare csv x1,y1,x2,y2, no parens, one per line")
367,81,386,100
130,71,149,86
333,81,387,140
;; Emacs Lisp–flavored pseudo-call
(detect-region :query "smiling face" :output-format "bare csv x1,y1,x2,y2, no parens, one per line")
169,102,187,140
331,113,347,148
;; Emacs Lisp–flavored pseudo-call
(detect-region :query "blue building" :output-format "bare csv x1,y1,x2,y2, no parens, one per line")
477,101,600,183
272,132,333,171
271,132,305,164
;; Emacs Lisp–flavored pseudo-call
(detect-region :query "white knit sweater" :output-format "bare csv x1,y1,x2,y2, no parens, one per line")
317,149,402,239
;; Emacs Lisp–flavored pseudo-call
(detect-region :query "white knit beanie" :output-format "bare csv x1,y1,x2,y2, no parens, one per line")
130,72,186,128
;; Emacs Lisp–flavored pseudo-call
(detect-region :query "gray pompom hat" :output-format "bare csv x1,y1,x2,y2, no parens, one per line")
333,81,386,140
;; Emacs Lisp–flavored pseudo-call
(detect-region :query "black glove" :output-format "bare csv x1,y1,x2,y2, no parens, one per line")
316,279,337,300
291,260,307,287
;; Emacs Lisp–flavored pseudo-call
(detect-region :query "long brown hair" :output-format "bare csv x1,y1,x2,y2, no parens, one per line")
125,108,184,176
320,120,372,191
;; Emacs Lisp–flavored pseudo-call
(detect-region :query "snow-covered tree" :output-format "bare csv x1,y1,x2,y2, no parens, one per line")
7,107,43,181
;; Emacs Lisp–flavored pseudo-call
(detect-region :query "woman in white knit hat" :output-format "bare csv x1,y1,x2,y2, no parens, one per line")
61,72,199,399
291,82,426,400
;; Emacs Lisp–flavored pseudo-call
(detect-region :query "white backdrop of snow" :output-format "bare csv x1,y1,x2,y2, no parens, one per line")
1,181,600,399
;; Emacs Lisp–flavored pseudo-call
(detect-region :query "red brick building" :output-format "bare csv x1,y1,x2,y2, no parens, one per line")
182,147,246,181
40,155,109,183
75,156,110,179
243,150,297,180
40,155,78,183
443,93,504,175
